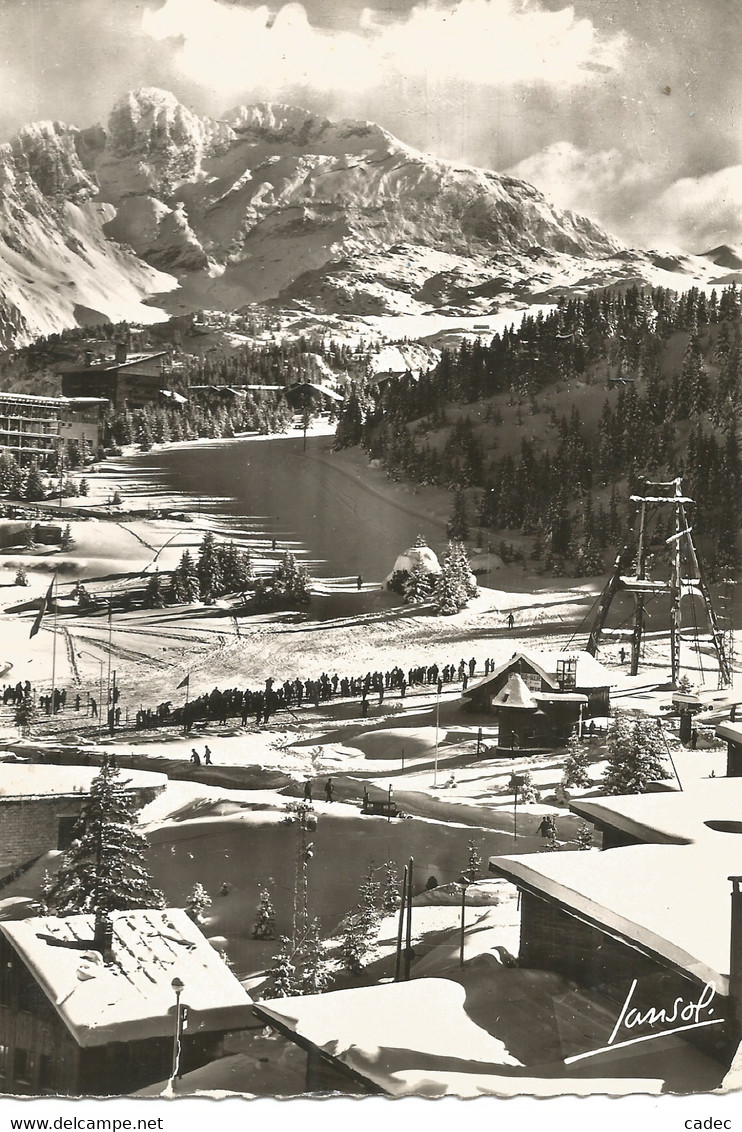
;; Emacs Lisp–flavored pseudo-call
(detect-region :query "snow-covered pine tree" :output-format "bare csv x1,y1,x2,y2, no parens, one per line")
144,568,167,608
434,547,465,615
44,757,164,916
575,821,594,850
185,883,212,923
14,564,27,587
602,715,672,795
341,864,381,974
296,919,333,995
197,532,225,603
466,839,482,880
252,880,278,940
380,861,401,915
264,936,299,998
450,539,478,599
561,733,591,788
403,561,434,604
173,550,200,603
23,462,46,503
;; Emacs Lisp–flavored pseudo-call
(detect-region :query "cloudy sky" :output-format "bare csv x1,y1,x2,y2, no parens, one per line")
1,0,739,251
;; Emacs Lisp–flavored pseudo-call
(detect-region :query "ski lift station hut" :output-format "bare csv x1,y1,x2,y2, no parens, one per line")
461,650,613,751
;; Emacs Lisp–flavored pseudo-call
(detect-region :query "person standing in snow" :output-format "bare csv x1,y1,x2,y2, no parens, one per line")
190,749,201,765
303,779,313,802
204,745,212,765
325,778,334,803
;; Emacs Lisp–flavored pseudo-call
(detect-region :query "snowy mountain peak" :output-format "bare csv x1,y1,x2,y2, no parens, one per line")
0,88,720,350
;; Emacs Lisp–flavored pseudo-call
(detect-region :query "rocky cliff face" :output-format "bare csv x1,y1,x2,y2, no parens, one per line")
0,87,692,348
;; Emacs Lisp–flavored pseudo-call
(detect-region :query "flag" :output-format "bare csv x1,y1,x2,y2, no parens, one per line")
177,674,190,691
30,576,55,639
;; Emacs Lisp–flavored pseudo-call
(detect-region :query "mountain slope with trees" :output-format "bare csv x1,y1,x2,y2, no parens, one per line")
335,283,742,577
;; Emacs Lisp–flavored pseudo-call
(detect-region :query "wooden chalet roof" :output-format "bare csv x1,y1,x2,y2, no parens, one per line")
0,909,253,1047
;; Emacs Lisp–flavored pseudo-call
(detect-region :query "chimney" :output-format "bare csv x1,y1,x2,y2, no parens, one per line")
94,912,115,963
84,350,94,367
729,877,742,1038
115,342,128,365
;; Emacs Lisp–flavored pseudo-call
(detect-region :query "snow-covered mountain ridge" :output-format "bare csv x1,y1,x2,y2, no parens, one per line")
0,88,733,348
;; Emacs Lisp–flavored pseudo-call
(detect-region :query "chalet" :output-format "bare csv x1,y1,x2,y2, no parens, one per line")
0,393,108,466
253,977,665,1097
0,909,254,1095
489,779,742,1072
60,345,170,410
284,381,343,411
461,651,612,749
0,765,166,879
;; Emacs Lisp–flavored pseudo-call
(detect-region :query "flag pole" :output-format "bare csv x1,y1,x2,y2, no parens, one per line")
50,573,58,717
106,593,113,728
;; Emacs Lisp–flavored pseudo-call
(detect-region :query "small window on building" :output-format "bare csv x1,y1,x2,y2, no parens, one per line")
14,1048,31,1084
556,658,577,691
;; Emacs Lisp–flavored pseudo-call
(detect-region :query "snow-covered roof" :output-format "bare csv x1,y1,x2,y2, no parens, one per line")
490,842,740,993
491,673,539,710
570,777,742,847
286,381,343,401
255,978,662,1097
717,722,742,746
467,650,613,698
0,764,167,801
388,542,441,579
0,909,253,1047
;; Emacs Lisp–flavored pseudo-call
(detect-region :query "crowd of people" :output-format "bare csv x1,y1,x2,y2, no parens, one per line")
131,654,492,734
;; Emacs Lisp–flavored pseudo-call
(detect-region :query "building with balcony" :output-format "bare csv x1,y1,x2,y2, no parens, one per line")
0,394,108,465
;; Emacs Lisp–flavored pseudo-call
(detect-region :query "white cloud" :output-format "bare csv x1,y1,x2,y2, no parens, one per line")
509,142,742,251
647,166,742,252
142,0,625,99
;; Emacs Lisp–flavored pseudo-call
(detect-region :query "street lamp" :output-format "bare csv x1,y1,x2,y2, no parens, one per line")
170,977,185,1085
78,651,104,741
458,874,472,967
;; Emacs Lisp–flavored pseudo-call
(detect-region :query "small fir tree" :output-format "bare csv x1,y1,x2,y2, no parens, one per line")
341,864,381,974
173,550,200,603
296,919,333,995
14,564,27,587
23,463,46,502
79,477,89,497
447,490,469,541
380,861,401,915
43,757,164,915
185,883,212,923
561,734,591,788
144,569,167,609
264,936,299,998
466,839,482,881
252,880,278,940
575,821,594,850
403,562,434,604
60,524,73,551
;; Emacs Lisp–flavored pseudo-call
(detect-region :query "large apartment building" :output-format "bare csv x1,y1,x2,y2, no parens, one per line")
0,393,108,464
